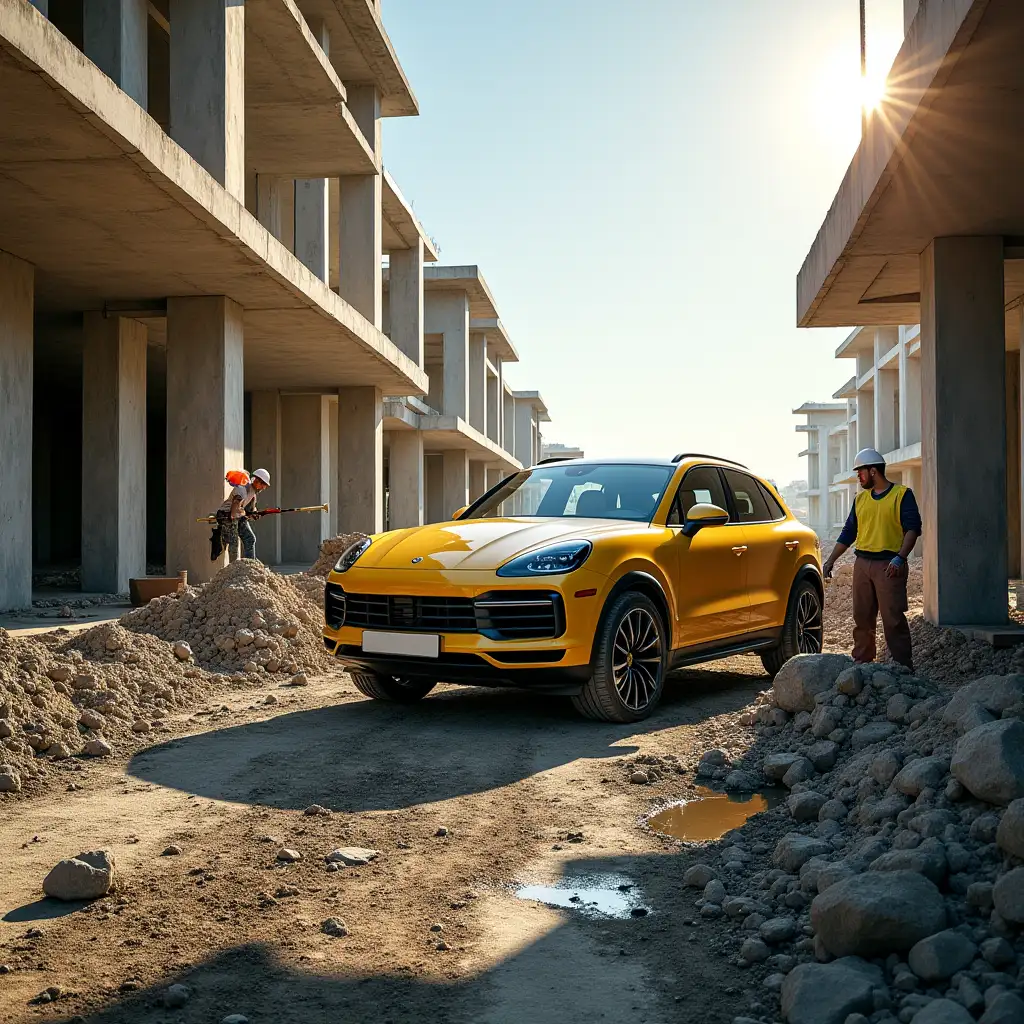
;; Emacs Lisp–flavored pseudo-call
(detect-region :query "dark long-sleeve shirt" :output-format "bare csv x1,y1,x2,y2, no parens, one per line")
837,484,922,559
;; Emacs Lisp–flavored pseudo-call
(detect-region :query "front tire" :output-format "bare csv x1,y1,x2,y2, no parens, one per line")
350,671,436,703
572,591,667,723
760,576,823,677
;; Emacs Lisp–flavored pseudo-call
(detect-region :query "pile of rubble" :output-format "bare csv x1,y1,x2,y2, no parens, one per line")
307,532,367,579
678,654,1024,1024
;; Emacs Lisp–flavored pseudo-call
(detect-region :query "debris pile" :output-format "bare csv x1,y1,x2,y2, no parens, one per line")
675,654,1024,1024
307,532,367,579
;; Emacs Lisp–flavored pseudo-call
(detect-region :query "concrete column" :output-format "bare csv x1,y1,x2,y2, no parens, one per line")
338,174,382,326
425,453,444,525
486,369,499,444
169,0,245,201
0,252,33,610
503,389,515,456
514,401,534,468
165,296,244,582
855,389,874,450
280,394,330,563
84,0,148,107
875,367,897,455
425,360,444,413
442,450,469,519
388,430,424,529
257,176,286,242
426,292,469,419
81,313,147,593
486,467,503,492
250,390,282,564
294,179,329,281
920,236,1006,625
469,333,486,434
389,240,424,365
1008,351,1021,580
904,0,919,34
469,460,486,503
328,397,339,536
337,386,383,534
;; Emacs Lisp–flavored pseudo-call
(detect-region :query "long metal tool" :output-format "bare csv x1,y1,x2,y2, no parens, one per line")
195,503,329,524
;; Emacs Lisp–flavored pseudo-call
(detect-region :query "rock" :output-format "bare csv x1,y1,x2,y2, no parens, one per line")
780,960,876,1024
275,885,299,898
818,799,848,822
981,937,1016,968
131,720,151,734
774,654,852,713
980,992,1024,1024
222,1016,249,1024
47,741,73,759
943,675,1024,728
859,793,910,825
774,834,831,873
740,937,770,963
700,749,727,766
303,804,331,817
0,766,22,792
807,741,839,773
811,706,841,739
907,929,978,981
887,693,914,722
910,1001,974,1024
160,845,182,857
164,984,191,1008
724,896,769,919
704,879,726,905
321,917,348,937
724,770,760,791
765,752,805,781
870,749,902,786
836,666,864,696
325,847,378,867
289,672,308,687
996,798,1024,858
629,771,649,785
276,848,302,863
967,881,995,913
852,722,898,750
78,709,105,730
684,863,716,888
172,642,192,661
911,809,957,839
869,839,947,886
760,917,797,944
83,738,112,758
951,720,1024,804
43,850,115,900
893,757,951,798
782,758,817,788
993,868,1024,924
810,872,947,957
789,791,828,823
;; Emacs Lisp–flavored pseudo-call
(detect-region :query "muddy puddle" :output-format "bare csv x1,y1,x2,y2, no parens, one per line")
515,873,650,919
646,785,784,842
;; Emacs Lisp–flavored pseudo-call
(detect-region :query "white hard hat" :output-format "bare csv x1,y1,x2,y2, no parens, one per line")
853,448,885,470
252,468,271,486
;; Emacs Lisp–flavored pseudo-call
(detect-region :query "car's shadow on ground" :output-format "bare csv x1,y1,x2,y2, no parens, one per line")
127,662,767,813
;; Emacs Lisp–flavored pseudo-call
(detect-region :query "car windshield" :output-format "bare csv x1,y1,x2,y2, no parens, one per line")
467,463,676,522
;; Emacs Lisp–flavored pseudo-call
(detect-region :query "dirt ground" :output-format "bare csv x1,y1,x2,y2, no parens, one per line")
0,653,776,1024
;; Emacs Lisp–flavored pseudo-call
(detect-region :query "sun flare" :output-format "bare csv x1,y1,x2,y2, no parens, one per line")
860,67,889,113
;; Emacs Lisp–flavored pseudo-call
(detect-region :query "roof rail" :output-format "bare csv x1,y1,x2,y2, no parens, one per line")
671,452,748,468
537,456,575,465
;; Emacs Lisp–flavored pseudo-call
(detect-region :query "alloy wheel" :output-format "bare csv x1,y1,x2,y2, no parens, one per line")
796,589,823,654
611,607,663,712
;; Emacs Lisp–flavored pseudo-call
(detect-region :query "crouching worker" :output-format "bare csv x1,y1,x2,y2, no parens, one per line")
216,468,271,562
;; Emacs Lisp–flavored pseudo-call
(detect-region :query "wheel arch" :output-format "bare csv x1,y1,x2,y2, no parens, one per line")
593,571,672,656
794,562,824,604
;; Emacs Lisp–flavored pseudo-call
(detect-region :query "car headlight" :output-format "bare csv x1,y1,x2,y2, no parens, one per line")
334,536,371,573
496,540,592,577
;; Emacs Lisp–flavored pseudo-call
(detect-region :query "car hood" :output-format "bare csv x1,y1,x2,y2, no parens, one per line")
355,518,643,571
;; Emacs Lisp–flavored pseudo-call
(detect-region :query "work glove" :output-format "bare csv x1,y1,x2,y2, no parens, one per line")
886,554,906,579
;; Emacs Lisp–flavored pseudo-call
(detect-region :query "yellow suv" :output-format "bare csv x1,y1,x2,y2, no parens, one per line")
323,455,822,722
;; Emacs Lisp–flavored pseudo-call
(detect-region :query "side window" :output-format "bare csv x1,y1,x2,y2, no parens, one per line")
668,467,728,525
723,469,772,524
758,481,787,521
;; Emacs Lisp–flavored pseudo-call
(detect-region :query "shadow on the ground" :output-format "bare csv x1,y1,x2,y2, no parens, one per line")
2,898,88,923
127,663,766,813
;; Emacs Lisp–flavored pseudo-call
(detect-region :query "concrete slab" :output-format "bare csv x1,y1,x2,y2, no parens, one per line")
382,170,438,260
952,624,1024,648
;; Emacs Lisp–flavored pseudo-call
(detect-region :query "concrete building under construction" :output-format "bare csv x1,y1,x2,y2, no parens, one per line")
0,0,555,609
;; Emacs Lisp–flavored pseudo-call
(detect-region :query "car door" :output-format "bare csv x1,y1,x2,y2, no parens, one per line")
668,466,751,647
721,470,795,631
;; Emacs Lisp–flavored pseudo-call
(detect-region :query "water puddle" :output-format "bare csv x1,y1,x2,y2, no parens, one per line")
647,785,785,842
515,873,650,919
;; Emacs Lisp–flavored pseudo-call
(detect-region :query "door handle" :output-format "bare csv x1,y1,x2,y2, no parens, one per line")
731,545,747,556
785,541,800,551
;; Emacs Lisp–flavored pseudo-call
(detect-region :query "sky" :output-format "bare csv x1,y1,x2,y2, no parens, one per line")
380,0,906,485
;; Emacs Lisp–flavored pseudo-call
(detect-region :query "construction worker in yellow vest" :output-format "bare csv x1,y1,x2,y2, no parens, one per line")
822,448,922,670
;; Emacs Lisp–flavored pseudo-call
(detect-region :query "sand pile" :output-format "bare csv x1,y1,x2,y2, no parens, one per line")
307,532,367,579
118,559,332,676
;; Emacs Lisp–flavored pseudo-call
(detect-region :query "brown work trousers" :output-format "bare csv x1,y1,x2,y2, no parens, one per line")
852,556,913,670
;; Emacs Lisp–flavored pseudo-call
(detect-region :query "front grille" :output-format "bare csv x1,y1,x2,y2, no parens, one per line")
326,586,565,641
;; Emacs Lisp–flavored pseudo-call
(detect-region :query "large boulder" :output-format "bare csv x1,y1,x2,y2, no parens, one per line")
911,1001,975,1024
993,867,1024,924
907,929,978,982
773,654,852,713
893,757,951,798
942,675,1024,730
996,798,1024,859
810,871,946,957
869,838,947,886
773,834,832,874
780,958,880,1024
851,722,898,750
764,752,805,782
980,992,1024,1024
951,720,1024,805
42,850,115,901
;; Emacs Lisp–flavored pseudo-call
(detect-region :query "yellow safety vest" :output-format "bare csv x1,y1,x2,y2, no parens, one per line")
854,484,907,554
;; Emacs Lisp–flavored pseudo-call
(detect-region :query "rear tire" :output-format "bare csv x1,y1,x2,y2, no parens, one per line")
571,591,667,723
760,576,823,678
350,671,436,703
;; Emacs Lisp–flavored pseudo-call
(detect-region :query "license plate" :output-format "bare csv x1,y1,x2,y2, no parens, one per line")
361,631,440,659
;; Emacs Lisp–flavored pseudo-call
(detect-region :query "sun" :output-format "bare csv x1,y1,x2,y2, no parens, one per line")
860,67,889,113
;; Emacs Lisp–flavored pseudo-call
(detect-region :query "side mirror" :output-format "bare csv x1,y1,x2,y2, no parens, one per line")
682,503,729,537
452,506,468,520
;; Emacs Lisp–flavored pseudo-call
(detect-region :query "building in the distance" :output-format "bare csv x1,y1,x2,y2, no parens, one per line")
542,442,585,461
792,402,850,539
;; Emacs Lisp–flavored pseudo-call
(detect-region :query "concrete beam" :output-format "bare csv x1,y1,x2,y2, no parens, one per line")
0,252,33,610
169,0,245,201
387,429,423,529
389,239,424,366
337,385,382,533
921,237,1007,626
165,296,244,582
84,0,148,107
250,389,282,564
280,394,330,562
442,449,468,520
81,313,147,593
